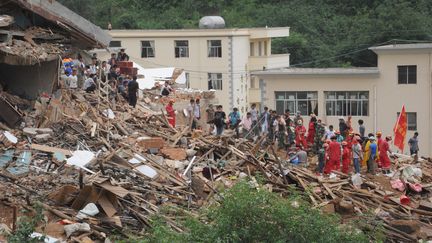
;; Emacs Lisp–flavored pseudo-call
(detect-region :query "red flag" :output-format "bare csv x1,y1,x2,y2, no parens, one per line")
394,105,407,152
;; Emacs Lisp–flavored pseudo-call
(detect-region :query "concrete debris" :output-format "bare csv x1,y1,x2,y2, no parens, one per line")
0,68,429,243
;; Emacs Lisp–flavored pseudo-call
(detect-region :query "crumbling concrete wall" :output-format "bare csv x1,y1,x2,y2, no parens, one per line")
0,59,58,99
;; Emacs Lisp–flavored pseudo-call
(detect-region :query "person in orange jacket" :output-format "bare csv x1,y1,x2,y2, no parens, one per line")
341,141,350,174
324,136,341,174
380,136,393,174
165,99,176,128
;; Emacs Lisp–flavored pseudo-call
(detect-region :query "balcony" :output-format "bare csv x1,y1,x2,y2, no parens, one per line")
248,88,261,103
248,54,290,71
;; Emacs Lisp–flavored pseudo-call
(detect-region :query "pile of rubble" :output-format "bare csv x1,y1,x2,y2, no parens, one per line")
0,88,431,242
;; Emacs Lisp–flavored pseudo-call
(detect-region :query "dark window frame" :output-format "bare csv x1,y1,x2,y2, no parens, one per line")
141,40,155,58
208,73,222,90
174,40,189,58
275,91,318,116
398,65,417,84
397,112,417,131
325,91,369,116
207,40,222,58
109,41,122,47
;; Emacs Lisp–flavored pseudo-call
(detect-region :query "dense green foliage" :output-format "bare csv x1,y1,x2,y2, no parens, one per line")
125,182,372,242
8,203,45,243
59,0,432,67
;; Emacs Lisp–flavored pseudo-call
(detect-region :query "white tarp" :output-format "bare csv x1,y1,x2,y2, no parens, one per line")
133,62,186,90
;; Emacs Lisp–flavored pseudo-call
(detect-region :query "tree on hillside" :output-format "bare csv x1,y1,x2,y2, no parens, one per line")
58,0,432,67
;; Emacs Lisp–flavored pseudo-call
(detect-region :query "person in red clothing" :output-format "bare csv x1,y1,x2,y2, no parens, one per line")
295,120,308,149
165,99,176,128
341,141,350,174
306,114,317,146
376,131,383,168
324,136,341,174
380,136,393,174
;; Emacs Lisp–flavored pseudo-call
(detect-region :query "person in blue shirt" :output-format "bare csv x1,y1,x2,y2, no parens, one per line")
368,136,378,174
228,107,241,138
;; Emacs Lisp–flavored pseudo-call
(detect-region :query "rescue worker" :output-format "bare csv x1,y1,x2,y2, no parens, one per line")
380,136,393,174
313,119,326,154
324,136,341,174
361,133,374,167
295,120,307,149
307,114,317,146
341,141,350,174
376,131,383,168
165,99,176,128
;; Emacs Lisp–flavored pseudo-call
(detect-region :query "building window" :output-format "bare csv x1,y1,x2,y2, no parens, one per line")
325,91,369,116
109,41,121,47
208,73,222,90
275,91,318,116
185,72,190,88
264,41,268,56
207,40,222,58
250,42,254,56
398,65,416,84
141,41,155,58
175,40,189,58
397,112,417,131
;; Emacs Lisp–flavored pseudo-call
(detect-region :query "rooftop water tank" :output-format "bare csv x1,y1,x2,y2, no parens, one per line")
199,16,226,29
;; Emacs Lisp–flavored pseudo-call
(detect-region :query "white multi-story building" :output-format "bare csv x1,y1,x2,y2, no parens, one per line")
105,22,290,113
252,43,432,156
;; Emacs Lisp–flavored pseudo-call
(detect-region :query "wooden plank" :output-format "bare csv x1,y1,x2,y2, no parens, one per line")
31,144,72,156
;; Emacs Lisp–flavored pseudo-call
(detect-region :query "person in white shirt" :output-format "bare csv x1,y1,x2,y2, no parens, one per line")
324,125,336,140
67,68,78,89
89,57,99,75
239,112,253,139
84,74,96,92
160,81,173,96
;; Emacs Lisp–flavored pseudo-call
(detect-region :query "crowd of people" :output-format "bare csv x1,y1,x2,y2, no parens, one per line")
61,50,141,108
60,52,420,177
169,102,421,176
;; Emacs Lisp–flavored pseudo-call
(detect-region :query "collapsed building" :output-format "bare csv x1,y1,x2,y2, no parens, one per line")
0,0,110,100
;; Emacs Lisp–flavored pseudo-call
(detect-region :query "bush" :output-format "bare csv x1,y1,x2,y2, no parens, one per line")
8,203,45,243
143,181,369,243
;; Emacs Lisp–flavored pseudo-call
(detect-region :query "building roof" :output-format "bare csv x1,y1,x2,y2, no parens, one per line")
12,0,111,48
109,27,289,39
252,67,380,76
369,43,432,53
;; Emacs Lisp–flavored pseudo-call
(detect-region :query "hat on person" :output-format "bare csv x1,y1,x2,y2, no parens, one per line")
386,135,392,141
338,116,344,120
297,120,302,125
369,136,376,140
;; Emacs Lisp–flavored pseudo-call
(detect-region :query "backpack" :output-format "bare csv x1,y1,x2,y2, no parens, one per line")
161,87,170,96
214,112,224,126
